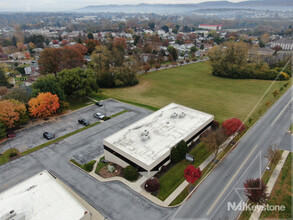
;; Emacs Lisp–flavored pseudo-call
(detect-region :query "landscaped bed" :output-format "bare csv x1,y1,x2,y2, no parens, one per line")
156,142,210,201
98,162,123,178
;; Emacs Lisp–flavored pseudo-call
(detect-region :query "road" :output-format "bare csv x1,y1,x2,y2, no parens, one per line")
0,99,174,220
172,86,293,220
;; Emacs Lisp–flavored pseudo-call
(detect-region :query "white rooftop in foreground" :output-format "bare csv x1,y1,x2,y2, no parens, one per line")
104,103,213,167
0,170,88,220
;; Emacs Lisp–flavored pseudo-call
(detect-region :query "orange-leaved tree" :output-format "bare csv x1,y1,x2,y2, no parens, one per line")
28,92,60,118
0,99,27,128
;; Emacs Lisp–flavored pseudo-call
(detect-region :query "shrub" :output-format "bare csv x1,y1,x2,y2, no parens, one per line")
83,160,96,172
103,116,110,121
171,140,188,163
9,152,17,157
123,165,139,181
145,178,160,192
211,120,220,131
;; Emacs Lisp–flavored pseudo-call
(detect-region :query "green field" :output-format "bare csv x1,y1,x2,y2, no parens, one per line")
99,62,289,122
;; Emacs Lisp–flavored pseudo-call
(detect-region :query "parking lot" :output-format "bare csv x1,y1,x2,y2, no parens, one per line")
0,99,127,153
0,99,175,220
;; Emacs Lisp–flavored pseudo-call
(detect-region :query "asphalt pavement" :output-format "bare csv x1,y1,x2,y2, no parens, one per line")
0,99,174,220
0,99,124,153
172,86,293,219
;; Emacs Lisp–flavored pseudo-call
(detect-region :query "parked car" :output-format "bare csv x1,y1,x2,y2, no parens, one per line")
95,102,103,107
43,132,54,140
93,112,105,120
7,131,16,138
78,118,90,126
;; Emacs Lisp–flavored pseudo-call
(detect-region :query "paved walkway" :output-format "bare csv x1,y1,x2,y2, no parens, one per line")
249,150,289,220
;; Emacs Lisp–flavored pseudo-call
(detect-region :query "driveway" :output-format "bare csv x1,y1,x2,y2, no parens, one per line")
0,99,126,153
0,99,174,220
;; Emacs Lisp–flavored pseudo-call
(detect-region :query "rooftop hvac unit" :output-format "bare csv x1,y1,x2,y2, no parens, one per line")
179,112,186,118
170,112,178,119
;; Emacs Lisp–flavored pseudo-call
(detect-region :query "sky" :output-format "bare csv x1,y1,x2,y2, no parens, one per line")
0,0,247,12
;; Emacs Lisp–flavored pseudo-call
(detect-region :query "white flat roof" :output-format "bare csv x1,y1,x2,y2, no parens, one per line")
104,103,213,167
0,170,88,220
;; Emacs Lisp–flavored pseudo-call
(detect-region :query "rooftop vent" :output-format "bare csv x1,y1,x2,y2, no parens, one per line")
179,112,186,118
141,129,150,142
170,112,178,119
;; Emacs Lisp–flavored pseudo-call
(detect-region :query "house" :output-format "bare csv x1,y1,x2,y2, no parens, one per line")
270,39,293,51
198,24,223,31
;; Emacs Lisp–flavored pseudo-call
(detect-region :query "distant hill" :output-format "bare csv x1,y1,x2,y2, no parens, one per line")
76,0,293,14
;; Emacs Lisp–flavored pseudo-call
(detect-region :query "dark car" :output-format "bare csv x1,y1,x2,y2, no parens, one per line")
78,118,90,126
95,102,103,107
43,132,54,140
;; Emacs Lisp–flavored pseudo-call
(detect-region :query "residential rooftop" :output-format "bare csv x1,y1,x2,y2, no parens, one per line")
104,103,214,167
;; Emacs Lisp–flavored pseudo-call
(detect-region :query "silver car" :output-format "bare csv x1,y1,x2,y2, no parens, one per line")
93,112,105,119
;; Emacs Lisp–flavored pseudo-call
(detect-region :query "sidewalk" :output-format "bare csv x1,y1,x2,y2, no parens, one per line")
249,150,289,220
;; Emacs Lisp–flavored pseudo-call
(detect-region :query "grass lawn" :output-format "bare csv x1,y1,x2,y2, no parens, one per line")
99,62,290,123
289,124,293,133
95,156,108,174
0,149,20,165
157,142,210,201
170,187,189,206
66,97,94,111
260,153,292,219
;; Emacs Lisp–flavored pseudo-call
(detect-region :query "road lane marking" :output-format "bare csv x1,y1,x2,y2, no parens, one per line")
206,144,258,216
271,97,293,126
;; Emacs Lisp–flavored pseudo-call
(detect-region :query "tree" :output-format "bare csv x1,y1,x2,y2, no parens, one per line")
11,36,17,47
38,48,62,75
4,87,31,103
222,118,245,135
143,64,151,73
113,37,127,51
200,44,204,50
85,39,100,54
145,178,160,192
57,68,98,97
0,99,27,129
265,145,281,166
28,92,60,118
244,178,268,204
32,74,65,101
0,68,10,87
184,165,202,184
38,46,85,75
155,63,161,70
87,32,94,40
201,128,227,160
0,86,8,98
272,89,279,99
167,46,178,61
0,121,6,139
161,25,169,33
